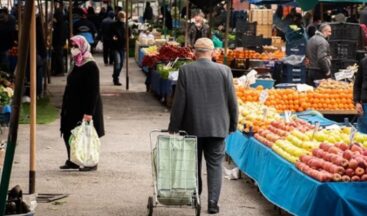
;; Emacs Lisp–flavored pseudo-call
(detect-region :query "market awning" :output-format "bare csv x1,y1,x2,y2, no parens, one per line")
296,0,367,11
189,0,222,13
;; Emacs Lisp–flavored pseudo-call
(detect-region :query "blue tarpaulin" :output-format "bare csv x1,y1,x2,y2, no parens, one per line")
226,131,367,216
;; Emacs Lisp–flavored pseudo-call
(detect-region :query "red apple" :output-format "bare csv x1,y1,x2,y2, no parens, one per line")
355,167,365,176
351,144,363,153
300,155,313,163
361,174,367,181
352,176,361,182
342,175,351,182
345,168,355,177
320,143,332,151
333,173,342,182
349,159,359,169
363,151,367,156
312,149,323,157
343,150,353,160
328,147,341,155
336,143,349,151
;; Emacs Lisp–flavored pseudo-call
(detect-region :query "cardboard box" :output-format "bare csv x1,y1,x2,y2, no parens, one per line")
249,9,273,25
257,24,272,38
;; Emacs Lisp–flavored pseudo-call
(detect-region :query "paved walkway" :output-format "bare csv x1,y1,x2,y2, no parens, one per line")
6,54,279,216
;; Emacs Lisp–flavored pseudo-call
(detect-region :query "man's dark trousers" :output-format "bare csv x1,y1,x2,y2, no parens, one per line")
197,137,225,203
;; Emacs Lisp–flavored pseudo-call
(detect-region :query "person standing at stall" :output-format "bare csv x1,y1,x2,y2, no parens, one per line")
0,7,16,72
189,13,209,47
60,35,104,171
73,8,97,46
168,38,238,214
110,11,126,86
354,56,367,133
306,23,332,86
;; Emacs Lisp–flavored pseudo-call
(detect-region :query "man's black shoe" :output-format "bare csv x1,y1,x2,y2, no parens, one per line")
113,81,122,86
59,160,79,169
79,165,98,172
208,200,219,214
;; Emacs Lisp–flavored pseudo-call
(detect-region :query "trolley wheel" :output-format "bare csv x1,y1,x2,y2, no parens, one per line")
147,196,153,216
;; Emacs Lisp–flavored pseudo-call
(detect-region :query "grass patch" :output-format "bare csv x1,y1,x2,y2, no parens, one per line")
20,97,59,124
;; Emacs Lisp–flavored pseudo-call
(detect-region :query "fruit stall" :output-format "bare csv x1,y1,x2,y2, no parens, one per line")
225,78,367,215
141,44,193,105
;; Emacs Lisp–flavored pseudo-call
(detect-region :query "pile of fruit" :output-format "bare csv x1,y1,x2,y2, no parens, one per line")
214,49,285,65
237,101,281,133
142,46,158,56
142,44,193,68
296,143,367,182
235,84,355,112
317,79,352,90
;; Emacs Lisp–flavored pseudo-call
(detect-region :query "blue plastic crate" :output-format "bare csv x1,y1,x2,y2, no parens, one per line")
282,64,306,83
251,79,275,89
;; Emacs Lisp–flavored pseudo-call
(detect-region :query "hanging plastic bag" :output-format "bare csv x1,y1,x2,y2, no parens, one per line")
95,41,103,53
69,120,101,167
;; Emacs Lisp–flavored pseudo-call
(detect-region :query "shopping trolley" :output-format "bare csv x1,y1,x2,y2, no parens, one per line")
147,130,201,216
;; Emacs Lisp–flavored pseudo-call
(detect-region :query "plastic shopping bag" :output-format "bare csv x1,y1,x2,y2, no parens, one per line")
95,41,103,53
69,120,101,167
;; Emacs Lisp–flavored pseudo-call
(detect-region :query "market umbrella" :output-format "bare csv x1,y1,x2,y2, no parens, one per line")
296,0,367,11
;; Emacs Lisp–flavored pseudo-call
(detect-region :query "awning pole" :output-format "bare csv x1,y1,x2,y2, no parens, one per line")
0,0,34,213
125,0,129,90
224,0,232,65
29,1,37,195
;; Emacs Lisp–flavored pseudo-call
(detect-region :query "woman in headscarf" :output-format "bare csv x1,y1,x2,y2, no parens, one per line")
60,35,104,171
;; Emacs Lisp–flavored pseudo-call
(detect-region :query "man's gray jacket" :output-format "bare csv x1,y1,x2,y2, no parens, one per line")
306,31,331,74
168,58,238,138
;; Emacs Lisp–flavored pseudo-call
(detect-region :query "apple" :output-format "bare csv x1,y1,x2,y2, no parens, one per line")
361,174,367,181
320,143,332,151
300,155,312,163
352,176,361,182
342,175,351,182
351,144,363,153
363,151,367,156
355,167,365,176
343,150,353,160
335,143,349,151
328,147,342,155
345,168,355,177
349,159,359,169
333,173,342,182
312,149,323,157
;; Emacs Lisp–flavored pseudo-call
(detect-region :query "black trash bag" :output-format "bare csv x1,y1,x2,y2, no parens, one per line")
5,185,31,215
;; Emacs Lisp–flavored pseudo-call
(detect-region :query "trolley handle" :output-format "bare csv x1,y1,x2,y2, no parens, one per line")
151,129,188,136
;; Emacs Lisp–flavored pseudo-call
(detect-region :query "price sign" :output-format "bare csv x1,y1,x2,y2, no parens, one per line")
259,90,269,104
284,111,292,123
262,108,268,120
335,70,355,81
312,121,320,140
349,126,357,144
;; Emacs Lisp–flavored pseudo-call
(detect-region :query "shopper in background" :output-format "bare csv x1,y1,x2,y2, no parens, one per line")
306,23,332,86
161,5,173,30
168,38,238,214
354,56,367,133
52,1,67,76
73,8,97,46
189,13,209,47
111,11,126,86
60,35,104,171
0,7,16,72
100,11,115,65
143,2,153,23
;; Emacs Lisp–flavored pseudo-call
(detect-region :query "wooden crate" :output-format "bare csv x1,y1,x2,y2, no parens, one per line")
256,24,272,38
272,36,284,49
249,9,273,25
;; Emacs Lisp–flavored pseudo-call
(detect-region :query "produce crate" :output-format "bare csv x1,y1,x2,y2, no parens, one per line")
249,9,273,25
330,59,357,74
282,63,306,83
286,42,306,56
251,79,275,89
236,34,263,48
329,40,357,60
236,20,257,36
256,24,272,38
330,22,361,41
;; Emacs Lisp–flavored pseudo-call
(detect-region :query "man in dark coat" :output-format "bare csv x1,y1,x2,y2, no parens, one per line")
100,11,115,65
168,38,238,214
52,2,67,76
354,57,367,133
111,11,126,86
143,2,153,23
189,13,210,47
0,8,16,72
73,9,97,46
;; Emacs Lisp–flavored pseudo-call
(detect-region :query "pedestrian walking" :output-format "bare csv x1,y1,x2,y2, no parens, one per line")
306,23,332,86
100,11,115,65
143,2,153,23
60,35,104,171
0,7,16,73
111,11,127,86
52,1,67,76
73,8,97,46
168,38,238,214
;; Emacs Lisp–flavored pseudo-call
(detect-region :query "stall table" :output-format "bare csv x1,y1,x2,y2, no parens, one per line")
226,131,367,216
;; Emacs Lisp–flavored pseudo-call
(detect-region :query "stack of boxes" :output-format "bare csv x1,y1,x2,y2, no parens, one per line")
249,9,273,38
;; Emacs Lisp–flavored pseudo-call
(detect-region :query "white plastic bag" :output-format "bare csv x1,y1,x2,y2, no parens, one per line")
95,41,103,53
69,120,101,167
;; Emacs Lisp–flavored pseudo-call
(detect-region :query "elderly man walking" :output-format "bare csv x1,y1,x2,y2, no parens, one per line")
306,23,332,86
168,38,238,214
